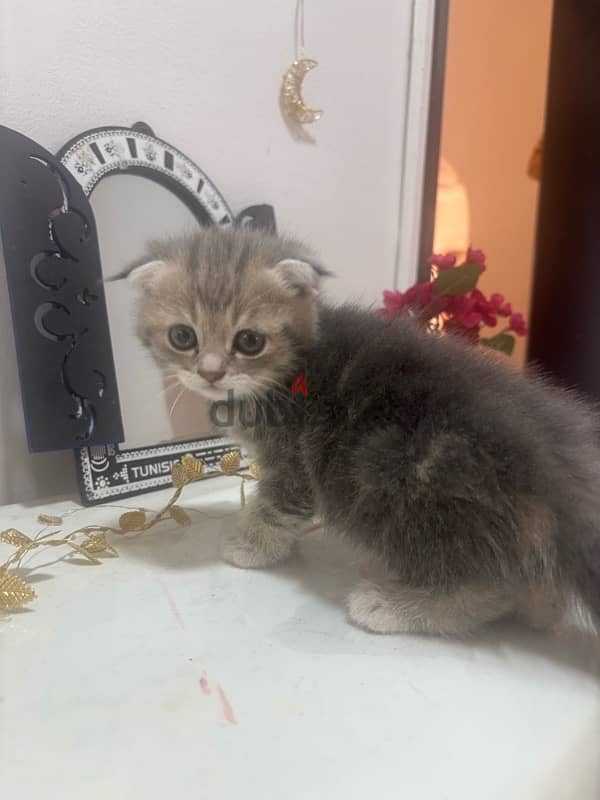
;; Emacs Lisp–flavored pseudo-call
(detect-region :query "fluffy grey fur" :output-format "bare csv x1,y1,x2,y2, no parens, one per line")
130,226,600,636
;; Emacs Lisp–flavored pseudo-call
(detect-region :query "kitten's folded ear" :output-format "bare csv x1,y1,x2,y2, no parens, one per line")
108,258,168,287
271,258,333,295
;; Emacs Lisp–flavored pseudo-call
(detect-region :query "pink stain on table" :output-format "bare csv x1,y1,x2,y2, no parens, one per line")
217,685,237,725
158,580,185,630
196,672,237,725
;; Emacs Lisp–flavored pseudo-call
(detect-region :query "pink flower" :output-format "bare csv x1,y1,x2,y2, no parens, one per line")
509,312,528,336
488,293,513,317
428,253,456,271
466,247,487,272
470,289,498,327
381,289,407,316
404,281,434,310
444,288,501,331
379,282,435,318
444,295,482,329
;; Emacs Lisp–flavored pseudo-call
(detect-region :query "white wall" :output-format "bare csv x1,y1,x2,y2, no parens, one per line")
0,0,429,504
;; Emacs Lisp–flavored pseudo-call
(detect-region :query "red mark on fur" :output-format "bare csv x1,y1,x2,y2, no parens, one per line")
291,372,308,398
159,580,185,630
217,685,237,725
198,673,212,695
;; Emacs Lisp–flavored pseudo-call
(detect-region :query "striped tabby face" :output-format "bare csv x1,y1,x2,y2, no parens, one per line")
128,227,324,402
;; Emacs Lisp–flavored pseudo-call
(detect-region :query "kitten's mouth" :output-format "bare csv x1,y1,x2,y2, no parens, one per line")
187,378,231,401
172,371,225,399
194,384,230,401
174,371,262,404
175,372,246,402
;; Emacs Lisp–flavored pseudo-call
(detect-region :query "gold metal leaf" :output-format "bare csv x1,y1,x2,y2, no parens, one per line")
37,514,63,526
219,451,241,475
81,533,106,553
171,463,190,489
67,543,101,564
81,534,118,558
181,454,204,480
0,529,33,547
118,511,147,532
170,506,192,526
249,462,262,480
0,571,36,609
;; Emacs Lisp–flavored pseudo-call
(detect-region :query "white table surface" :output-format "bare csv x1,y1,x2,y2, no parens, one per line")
1,478,599,800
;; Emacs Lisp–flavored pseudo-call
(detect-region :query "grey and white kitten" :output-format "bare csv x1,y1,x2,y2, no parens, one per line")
127,226,600,636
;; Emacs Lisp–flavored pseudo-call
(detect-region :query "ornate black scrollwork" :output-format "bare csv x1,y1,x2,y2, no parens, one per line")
0,126,124,451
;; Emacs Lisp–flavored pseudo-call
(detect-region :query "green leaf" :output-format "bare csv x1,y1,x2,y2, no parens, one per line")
432,262,481,296
480,332,515,356
419,296,447,320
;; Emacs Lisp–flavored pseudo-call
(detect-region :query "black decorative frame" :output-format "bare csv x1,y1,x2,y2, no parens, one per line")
0,121,275,504
60,122,275,504
77,438,243,504
0,125,124,452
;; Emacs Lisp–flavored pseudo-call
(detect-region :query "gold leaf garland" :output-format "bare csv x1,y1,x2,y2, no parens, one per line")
80,533,117,556
0,571,36,607
170,506,193,527
0,529,33,547
219,451,241,475
182,453,204,479
37,514,64,526
0,452,260,611
118,511,147,532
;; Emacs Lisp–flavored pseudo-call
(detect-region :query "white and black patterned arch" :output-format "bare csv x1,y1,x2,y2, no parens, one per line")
57,122,234,227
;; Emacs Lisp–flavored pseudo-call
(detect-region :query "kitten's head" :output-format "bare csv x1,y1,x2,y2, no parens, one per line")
125,226,327,401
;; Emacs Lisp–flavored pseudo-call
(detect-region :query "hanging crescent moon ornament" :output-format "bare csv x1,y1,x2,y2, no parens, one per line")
280,58,323,125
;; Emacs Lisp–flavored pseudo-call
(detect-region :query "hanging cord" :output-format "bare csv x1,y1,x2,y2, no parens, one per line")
294,0,305,60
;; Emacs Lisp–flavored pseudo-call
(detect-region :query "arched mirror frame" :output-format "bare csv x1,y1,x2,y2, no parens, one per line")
58,122,276,504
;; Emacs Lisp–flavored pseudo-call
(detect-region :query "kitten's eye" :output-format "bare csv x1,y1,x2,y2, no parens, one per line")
233,329,266,356
168,324,197,351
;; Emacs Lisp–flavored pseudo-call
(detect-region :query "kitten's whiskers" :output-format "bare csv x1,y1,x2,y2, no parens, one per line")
157,378,180,400
168,386,187,418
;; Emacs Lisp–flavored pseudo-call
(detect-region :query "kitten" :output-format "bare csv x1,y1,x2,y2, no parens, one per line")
127,226,600,636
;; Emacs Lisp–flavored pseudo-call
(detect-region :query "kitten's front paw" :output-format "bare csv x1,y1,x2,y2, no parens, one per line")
222,530,294,569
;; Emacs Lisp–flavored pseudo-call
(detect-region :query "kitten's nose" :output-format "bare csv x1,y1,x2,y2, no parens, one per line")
198,368,226,384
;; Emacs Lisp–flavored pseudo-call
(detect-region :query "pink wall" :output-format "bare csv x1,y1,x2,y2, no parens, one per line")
439,0,553,363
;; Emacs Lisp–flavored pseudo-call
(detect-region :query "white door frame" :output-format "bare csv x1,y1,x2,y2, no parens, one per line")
394,0,448,290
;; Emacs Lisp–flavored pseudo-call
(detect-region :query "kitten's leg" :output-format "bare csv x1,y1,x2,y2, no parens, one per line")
222,493,302,569
347,580,516,635
516,583,564,631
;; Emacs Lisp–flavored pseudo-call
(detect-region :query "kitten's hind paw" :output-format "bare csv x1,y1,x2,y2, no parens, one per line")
347,579,517,635
347,580,410,634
